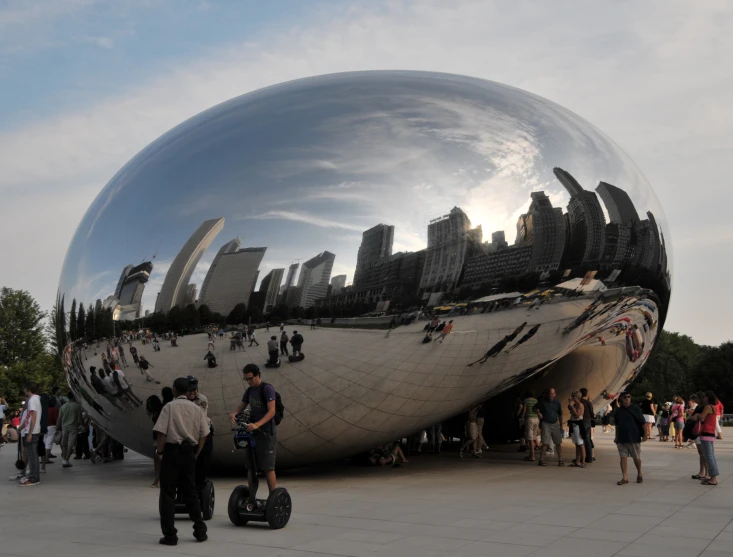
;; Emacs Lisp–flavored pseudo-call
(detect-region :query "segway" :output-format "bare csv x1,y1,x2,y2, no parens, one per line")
287,352,305,363
228,410,291,529
175,479,215,521
264,354,281,368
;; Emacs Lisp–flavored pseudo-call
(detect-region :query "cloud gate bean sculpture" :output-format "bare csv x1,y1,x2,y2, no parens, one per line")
58,71,672,468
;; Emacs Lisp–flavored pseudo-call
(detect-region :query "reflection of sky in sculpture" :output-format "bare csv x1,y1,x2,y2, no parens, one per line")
59,71,670,310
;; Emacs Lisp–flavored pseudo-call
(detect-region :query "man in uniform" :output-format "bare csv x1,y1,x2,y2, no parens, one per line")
228,364,278,493
185,376,213,492
154,377,208,545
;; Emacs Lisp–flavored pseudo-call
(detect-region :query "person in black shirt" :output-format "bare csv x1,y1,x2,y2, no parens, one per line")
614,391,647,485
640,392,657,439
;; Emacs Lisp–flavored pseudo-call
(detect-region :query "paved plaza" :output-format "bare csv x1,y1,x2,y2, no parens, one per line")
1,432,732,557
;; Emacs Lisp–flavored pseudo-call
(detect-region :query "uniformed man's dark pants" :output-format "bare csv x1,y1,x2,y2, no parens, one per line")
159,443,206,539
195,434,213,489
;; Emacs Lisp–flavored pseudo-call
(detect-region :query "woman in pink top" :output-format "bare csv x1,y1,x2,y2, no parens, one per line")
670,396,685,448
694,391,720,486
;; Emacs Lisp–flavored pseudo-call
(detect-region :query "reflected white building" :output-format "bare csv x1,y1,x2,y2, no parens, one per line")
199,247,266,316
297,251,335,308
155,218,225,313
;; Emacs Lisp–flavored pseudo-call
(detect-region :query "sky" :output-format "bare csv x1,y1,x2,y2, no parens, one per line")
1,0,731,346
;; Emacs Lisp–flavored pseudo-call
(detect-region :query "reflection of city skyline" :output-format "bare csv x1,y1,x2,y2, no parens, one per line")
100,166,668,319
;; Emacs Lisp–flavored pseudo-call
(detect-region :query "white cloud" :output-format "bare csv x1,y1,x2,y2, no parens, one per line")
1,1,732,344
240,210,366,232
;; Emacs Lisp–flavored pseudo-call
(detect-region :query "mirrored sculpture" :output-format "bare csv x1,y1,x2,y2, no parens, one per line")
58,71,672,468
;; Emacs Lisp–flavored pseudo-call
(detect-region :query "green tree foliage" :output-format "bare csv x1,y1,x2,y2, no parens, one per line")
689,343,733,409
85,303,95,340
167,306,184,331
69,298,77,342
183,304,200,330
0,288,64,408
226,303,247,325
630,331,702,403
76,303,86,342
0,287,47,365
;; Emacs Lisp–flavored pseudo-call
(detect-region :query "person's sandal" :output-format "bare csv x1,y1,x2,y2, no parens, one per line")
558,460,565,466
701,480,717,486
617,479,629,485
691,474,701,479
523,456,535,461
636,476,643,483
538,460,547,466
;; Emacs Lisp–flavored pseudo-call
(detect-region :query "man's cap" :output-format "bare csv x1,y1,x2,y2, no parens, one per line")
186,375,198,390
619,391,631,397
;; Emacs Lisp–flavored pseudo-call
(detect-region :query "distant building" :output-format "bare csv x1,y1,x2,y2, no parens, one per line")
284,262,299,290
184,284,198,307
297,251,335,308
155,217,225,313
330,274,347,295
258,268,285,313
198,246,266,316
353,224,394,287
554,168,606,266
601,222,632,268
317,250,426,310
420,207,482,292
114,264,133,299
198,238,241,306
515,192,566,272
144,310,150,318
117,261,153,320
596,181,641,227
461,246,532,287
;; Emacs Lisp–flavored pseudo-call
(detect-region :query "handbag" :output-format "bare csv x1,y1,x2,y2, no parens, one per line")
15,437,25,470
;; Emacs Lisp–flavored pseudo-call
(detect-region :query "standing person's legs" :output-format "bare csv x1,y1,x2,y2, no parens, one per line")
26,434,40,482
476,417,487,450
619,455,628,481
159,448,179,541
582,422,593,462
701,441,719,482
178,445,206,538
695,440,708,477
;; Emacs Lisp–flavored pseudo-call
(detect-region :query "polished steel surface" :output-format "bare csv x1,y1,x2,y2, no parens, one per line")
57,71,672,468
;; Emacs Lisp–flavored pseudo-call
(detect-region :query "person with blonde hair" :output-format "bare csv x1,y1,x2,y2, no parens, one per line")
640,392,657,439
670,396,685,448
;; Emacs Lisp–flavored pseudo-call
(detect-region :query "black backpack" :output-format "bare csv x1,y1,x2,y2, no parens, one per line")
259,382,285,425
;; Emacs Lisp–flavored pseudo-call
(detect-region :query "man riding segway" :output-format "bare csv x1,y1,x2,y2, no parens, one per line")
227,364,290,528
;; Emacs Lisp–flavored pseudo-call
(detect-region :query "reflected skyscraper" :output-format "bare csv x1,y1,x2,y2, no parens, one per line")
297,251,335,308
154,218,225,313
554,168,606,266
515,191,566,272
258,268,284,313
184,284,198,307
198,238,241,306
353,224,394,287
596,181,641,226
330,274,347,295
114,264,133,299
420,207,482,293
198,246,266,316
117,261,153,320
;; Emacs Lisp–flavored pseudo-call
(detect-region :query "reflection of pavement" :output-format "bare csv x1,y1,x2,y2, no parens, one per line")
76,295,658,468
2,433,729,555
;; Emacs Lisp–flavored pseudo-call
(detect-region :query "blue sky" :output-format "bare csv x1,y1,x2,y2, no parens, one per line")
1,1,731,345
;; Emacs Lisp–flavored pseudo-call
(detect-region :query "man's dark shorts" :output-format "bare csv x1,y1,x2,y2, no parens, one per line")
244,431,277,471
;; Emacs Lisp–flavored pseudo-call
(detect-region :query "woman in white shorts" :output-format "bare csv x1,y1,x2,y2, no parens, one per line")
567,391,586,468
640,392,657,439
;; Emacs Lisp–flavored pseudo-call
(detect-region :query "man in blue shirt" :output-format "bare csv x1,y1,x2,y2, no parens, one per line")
229,364,278,492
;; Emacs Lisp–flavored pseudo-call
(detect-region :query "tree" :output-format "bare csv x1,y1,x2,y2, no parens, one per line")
0,287,47,366
689,343,733,409
76,303,86,342
183,304,200,330
168,306,184,331
69,299,77,342
85,303,95,340
226,303,247,325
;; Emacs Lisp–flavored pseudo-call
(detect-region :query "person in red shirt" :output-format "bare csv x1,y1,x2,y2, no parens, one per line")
715,400,725,440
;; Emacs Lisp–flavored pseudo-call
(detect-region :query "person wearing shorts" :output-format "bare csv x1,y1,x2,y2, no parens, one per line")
229,364,278,492
536,388,564,466
614,391,646,485
521,390,540,461
640,392,657,439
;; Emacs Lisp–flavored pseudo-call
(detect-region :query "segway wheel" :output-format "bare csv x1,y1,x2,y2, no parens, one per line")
202,480,215,521
265,487,292,529
227,485,250,526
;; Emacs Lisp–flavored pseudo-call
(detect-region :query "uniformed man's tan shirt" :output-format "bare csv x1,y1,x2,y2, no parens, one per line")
192,392,212,429
153,396,208,445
